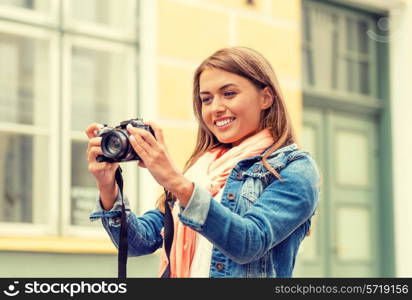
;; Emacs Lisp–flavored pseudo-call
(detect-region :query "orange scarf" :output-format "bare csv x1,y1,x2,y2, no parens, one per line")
158,129,274,277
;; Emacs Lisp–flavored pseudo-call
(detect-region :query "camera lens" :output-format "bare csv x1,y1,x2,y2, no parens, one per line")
107,136,122,154
101,130,129,159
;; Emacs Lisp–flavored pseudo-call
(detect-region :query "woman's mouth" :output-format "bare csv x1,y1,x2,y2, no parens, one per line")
214,117,236,130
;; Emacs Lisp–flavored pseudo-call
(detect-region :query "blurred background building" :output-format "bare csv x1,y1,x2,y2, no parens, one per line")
0,0,411,277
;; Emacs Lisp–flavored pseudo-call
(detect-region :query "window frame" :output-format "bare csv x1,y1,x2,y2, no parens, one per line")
0,19,60,236
302,0,380,102
61,34,138,238
0,0,59,26
62,0,138,42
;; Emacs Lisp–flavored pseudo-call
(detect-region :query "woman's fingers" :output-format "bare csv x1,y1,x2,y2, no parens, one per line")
126,123,175,175
88,145,103,163
85,123,104,139
128,130,150,162
87,145,119,171
87,137,102,153
89,137,102,146
88,160,114,173
127,126,155,158
144,120,165,145
127,125,157,148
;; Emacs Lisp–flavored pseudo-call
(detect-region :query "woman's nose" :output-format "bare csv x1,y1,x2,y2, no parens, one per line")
210,97,226,113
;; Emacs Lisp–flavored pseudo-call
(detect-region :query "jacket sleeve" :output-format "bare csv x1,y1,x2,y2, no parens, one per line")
90,188,164,257
178,156,320,264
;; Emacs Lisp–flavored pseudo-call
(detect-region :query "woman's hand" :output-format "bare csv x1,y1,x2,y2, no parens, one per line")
85,123,119,210
127,121,194,205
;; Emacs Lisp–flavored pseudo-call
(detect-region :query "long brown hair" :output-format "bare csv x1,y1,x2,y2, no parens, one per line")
187,47,296,175
157,47,297,211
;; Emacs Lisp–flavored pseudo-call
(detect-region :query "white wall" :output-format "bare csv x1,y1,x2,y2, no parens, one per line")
388,0,412,277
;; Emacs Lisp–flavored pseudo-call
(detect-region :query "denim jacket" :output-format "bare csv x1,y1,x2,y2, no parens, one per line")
90,143,320,278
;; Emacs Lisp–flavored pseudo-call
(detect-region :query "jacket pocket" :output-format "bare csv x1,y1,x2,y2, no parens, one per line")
236,177,260,214
236,177,258,216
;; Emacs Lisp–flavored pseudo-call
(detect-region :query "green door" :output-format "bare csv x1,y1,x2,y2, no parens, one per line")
294,107,380,277
293,0,392,277
327,110,380,276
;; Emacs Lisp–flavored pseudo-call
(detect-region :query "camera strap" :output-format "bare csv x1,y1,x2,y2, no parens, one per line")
114,166,175,278
114,166,128,279
161,189,175,278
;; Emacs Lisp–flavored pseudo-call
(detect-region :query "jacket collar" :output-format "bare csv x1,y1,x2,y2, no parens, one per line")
234,143,298,175
262,143,298,159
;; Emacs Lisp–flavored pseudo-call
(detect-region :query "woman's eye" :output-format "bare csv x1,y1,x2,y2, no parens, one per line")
201,97,212,103
224,91,237,98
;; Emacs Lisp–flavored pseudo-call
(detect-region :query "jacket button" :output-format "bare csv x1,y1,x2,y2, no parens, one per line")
215,263,224,271
113,217,121,225
236,171,243,180
227,193,236,201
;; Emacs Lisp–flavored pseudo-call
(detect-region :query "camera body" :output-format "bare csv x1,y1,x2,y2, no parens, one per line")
96,118,155,163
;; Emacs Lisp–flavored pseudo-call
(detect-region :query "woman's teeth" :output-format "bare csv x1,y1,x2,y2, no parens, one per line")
216,118,235,127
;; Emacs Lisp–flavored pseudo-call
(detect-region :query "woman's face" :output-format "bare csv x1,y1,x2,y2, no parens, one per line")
199,68,272,146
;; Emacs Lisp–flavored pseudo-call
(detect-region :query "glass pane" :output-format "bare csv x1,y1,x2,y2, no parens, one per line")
0,133,49,224
359,61,370,95
0,0,49,12
303,48,314,86
336,130,369,187
346,17,356,52
71,46,130,131
346,58,355,93
311,8,335,91
337,206,371,261
71,141,99,226
331,30,338,90
71,0,135,31
357,20,369,54
0,32,50,126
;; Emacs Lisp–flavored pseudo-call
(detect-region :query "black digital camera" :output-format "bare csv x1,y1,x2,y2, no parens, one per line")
96,118,155,163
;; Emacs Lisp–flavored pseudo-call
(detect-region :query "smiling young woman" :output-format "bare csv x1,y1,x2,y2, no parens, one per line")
87,46,320,278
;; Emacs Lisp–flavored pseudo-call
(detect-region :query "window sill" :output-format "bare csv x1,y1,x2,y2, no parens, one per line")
0,236,117,254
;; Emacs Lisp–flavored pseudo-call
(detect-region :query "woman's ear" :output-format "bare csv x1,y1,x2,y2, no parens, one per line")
261,87,274,109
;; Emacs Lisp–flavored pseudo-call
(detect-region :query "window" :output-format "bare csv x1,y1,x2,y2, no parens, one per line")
0,0,139,239
63,36,137,235
0,22,58,235
302,1,379,100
